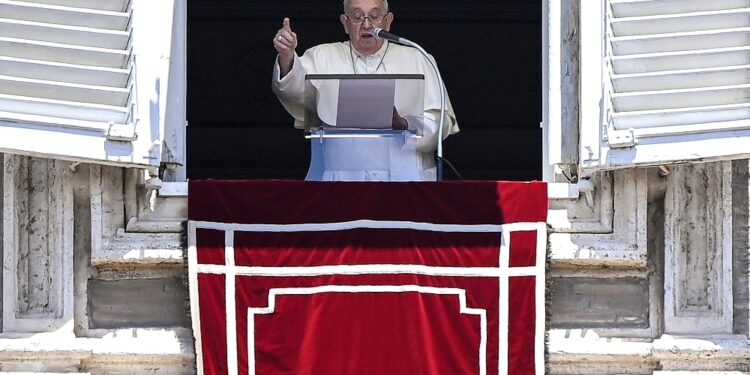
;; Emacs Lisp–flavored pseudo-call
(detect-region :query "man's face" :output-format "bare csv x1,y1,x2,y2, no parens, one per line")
340,0,393,55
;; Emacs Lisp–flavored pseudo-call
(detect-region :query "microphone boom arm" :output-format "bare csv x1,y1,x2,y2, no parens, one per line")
371,29,447,180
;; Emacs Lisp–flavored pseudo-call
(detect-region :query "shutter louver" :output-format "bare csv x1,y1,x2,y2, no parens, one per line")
578,0,750,171
0,0,133,133
0,0,184,170
608,0,750,133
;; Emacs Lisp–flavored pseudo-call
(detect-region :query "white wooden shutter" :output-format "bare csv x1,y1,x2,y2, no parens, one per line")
579,0,750,172
0,0,184,170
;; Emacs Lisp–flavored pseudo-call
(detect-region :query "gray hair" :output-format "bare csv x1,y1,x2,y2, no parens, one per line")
343,0,389,12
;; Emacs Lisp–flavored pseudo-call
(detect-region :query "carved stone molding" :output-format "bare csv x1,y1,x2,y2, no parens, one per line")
90,166,183,265
549,171,614,233
549,168,648,267
2,155,74,333
548,331,750,374
0,332,193,373
664,161,733,335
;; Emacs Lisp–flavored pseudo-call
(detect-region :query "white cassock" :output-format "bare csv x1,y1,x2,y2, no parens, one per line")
272,40,459,181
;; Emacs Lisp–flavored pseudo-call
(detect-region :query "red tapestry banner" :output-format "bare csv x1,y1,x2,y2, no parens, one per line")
188,180,547,375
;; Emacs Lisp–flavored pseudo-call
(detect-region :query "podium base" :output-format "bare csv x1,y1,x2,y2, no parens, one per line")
305,130,432,182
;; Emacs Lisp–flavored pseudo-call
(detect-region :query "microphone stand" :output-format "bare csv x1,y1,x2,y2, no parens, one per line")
371,30,447,180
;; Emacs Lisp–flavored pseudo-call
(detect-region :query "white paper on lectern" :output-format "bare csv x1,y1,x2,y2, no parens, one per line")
305,75,424,130
336,79,395,129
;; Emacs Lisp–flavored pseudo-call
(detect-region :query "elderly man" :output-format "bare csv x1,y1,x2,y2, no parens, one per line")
272,0,458,181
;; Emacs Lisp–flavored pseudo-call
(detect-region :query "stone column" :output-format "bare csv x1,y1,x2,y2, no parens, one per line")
2,155,74,333
733,159,749,336
664,161,733,334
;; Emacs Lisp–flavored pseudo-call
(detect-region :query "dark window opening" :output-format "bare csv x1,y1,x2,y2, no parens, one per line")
187,1,541,180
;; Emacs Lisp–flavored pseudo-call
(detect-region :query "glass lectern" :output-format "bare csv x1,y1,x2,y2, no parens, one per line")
303,74,427,181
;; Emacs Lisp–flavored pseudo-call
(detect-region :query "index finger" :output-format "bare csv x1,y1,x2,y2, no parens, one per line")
283,17,291,32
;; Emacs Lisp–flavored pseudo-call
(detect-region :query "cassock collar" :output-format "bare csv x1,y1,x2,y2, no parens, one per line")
349,40,390,60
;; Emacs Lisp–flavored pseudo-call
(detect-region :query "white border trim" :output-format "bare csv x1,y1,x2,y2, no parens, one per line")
535,225,547,371
225,230,238,375
498,229,510,373
188,220,547,375
191,219,541,233
195,264,537,278
187,221,204,372
247,285,488,375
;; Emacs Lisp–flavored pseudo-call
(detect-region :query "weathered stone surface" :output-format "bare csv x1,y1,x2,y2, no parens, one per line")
733,159,749,336
72,164,92,337
88,278,188,329
645,167,667,338
91,165,185,265
3,155,74,333
0,333,193,374
560,0,579,166
664,162,733,334
549,332,750,374
654,372,749,374
549,277,649,328
549,169,648,268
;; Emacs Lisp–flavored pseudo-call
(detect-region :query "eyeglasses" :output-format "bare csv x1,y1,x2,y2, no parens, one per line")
345,13,386,24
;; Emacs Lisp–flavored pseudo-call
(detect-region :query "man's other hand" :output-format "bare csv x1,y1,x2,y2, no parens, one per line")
392,107,408,130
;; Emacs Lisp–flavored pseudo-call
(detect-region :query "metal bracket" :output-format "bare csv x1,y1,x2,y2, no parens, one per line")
607,128,637,148
576,178,595,207
106,121,137,142
68,161,82,172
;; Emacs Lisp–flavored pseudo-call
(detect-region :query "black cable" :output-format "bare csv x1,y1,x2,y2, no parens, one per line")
561,169,574,183
437,156,464,180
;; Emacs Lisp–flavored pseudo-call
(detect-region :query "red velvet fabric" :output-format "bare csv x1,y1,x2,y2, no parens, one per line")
189,180,547,375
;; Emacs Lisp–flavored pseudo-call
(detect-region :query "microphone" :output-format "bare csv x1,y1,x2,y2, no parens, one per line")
369,28,408,45
368,27,449,180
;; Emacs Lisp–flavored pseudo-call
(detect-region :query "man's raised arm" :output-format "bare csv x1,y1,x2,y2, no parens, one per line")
272,17,298,78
